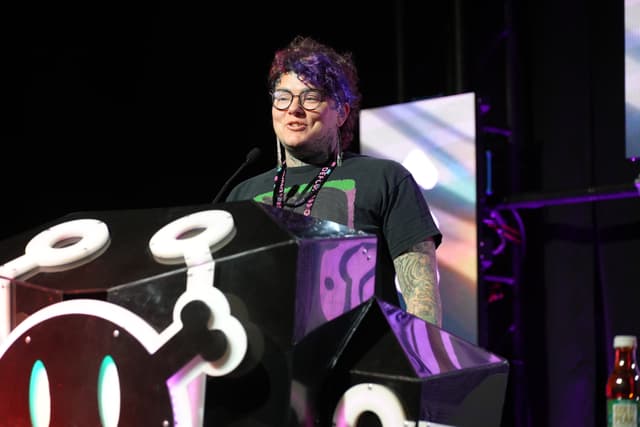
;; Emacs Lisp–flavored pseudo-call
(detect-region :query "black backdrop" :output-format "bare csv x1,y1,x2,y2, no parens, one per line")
2,2,457,236
3,2,640,426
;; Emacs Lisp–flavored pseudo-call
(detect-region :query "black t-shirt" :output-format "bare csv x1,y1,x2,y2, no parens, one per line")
226,152,442,259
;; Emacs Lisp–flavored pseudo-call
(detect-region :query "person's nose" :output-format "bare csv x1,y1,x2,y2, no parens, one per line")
288,95,305,113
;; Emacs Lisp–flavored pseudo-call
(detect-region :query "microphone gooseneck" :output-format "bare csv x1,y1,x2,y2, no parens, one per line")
212,147,262,204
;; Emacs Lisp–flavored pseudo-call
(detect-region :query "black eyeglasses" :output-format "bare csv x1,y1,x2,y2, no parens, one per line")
271,89,324,111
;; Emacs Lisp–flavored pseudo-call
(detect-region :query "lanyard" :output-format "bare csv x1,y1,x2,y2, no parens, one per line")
272,159,337,216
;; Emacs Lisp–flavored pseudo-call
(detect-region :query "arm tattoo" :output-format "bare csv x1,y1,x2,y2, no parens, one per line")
393,239,442,326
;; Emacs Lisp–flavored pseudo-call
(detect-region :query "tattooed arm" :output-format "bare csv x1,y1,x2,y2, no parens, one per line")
393,238,442,326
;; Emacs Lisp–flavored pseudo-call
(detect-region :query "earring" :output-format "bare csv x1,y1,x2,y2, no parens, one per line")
276,136,285,166
336,131,343,167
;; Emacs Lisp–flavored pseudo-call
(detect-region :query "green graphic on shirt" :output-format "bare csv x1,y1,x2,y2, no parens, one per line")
253,179,356,203
254,179,357,228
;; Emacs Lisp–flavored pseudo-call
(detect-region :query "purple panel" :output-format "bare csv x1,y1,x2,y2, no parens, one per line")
293,237,378,342
380,300,503,378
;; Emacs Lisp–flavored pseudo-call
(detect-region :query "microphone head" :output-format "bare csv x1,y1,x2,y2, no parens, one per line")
245,147,261,164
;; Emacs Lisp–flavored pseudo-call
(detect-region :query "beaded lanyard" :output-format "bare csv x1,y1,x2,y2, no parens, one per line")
272,158,337,216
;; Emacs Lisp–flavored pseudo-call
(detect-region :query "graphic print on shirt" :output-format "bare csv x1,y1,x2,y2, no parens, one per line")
254,179,357,229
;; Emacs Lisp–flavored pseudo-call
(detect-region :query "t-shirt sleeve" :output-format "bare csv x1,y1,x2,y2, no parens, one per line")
383,171,442,259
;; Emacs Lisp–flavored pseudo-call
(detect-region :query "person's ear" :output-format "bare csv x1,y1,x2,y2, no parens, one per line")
338,104,350,126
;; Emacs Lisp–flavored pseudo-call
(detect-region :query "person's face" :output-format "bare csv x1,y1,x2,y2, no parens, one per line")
272,72,348,158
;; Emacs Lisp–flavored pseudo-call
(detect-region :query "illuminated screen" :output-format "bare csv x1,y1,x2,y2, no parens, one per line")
626,0,640,159
360,92,477,344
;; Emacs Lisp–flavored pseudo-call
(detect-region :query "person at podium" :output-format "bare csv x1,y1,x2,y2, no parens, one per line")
226,35,443,325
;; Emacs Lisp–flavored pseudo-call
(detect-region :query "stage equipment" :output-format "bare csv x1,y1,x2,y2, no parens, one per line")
0,201,507,426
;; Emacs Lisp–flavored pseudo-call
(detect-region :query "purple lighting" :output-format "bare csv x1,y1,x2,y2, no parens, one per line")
494,179,640,210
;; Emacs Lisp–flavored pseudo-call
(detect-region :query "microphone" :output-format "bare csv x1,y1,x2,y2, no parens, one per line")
212,147,261,204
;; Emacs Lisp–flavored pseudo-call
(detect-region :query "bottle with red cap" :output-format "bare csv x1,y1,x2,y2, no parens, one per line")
606,335,640,426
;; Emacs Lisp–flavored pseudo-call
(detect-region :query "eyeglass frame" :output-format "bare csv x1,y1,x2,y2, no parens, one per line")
270,88,325,111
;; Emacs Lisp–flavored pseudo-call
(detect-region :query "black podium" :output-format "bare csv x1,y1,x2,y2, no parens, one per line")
0,201,508,426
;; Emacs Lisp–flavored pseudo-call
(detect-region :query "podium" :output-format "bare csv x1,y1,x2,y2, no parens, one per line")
0,201,508,426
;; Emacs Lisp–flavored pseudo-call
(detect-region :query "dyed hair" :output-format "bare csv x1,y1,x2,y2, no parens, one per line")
268,35,361,149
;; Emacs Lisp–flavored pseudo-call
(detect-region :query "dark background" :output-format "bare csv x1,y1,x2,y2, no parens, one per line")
3,1,640,426
2,2,458,225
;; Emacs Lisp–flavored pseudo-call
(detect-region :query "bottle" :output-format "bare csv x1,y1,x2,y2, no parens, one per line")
606,335,640,427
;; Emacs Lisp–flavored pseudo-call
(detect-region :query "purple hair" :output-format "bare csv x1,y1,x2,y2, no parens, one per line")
268,35,361,149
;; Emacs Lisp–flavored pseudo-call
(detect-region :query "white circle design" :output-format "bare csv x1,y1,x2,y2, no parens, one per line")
172,287,247,376
149,210,235,260
332,383,406,426
24,219,110,267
